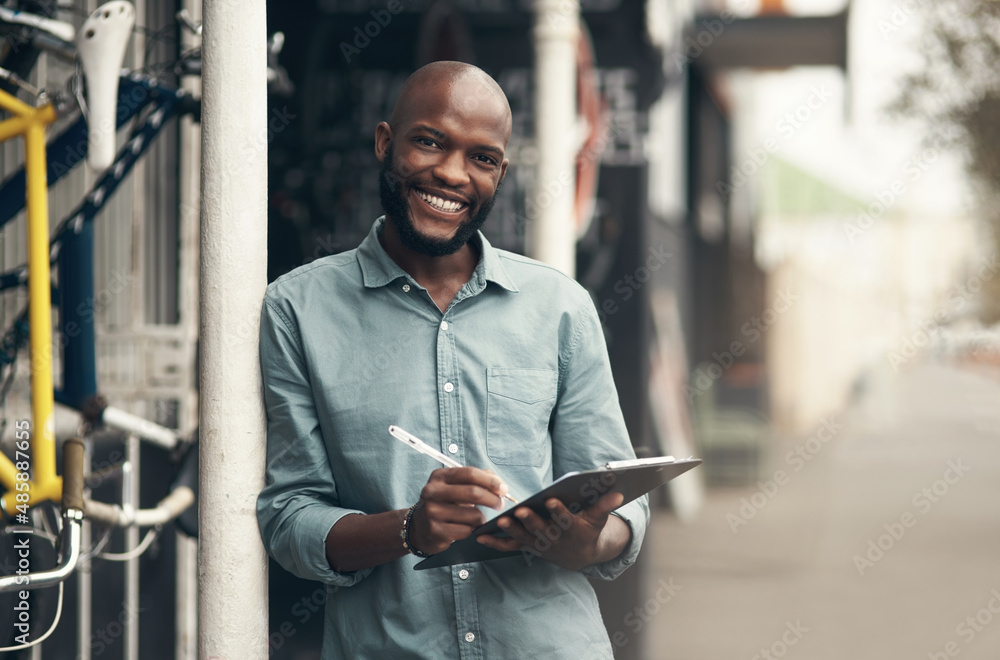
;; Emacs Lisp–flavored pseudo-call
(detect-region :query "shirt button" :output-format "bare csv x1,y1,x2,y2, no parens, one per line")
464,632,475,643
401,284,410,292
448,443,459,454
444,382,454,393
458,569,469,579
440,320,449,330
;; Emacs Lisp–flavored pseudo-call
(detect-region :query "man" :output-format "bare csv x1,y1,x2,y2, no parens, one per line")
257,61,648,658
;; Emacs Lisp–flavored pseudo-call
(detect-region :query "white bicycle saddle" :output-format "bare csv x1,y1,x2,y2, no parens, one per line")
76,1,135,172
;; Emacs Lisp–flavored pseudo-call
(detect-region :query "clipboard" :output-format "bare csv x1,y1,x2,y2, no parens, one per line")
414,456,702,570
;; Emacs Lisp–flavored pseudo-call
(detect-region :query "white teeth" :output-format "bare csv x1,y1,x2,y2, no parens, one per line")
417,190,462,212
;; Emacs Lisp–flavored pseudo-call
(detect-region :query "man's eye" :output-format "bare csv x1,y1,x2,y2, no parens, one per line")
475,155,497,166
417,137,437,147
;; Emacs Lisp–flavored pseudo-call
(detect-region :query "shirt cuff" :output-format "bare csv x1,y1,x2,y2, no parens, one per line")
293,506,374,587
581,497,648,581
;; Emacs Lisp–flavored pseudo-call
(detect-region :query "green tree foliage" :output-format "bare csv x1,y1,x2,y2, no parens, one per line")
893,0,1000,321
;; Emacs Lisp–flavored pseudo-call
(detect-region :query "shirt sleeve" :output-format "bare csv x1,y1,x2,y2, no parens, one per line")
256,296,373,587
550,291,650,581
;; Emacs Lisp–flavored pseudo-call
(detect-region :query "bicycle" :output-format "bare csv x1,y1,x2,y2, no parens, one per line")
0,2,252,655
0,0,293,648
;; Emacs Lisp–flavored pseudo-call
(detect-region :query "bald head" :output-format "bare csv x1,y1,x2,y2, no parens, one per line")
389,61,512,142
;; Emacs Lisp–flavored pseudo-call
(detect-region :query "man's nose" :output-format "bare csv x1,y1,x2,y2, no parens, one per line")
432,150,470,188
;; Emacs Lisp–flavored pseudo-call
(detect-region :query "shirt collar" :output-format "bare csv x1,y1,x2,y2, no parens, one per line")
357,217,519,293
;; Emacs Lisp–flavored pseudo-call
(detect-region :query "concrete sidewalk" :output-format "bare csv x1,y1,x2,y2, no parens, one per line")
639,362,1000,659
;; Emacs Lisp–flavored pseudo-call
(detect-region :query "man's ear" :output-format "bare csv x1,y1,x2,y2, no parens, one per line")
496,158,509,191
375,121,393,162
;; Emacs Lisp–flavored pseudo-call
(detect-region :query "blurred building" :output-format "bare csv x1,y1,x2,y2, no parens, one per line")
756,155,977,434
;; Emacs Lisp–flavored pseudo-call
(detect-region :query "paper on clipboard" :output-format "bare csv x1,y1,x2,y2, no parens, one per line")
414,456,702,570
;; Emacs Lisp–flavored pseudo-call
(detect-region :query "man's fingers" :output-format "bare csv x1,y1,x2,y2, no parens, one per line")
421,481,503,509
439,467,509,497
581,491,624,522
511,506,549,533
493,514,538,547
424,467,509,508
476,533,522,552
421,500,486,528
426,520,478,542
412,502,486,552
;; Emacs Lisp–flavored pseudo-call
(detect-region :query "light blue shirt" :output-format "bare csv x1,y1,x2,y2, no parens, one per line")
257,217,648,659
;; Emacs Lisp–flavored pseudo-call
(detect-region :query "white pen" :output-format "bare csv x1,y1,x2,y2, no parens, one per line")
388,425,519,504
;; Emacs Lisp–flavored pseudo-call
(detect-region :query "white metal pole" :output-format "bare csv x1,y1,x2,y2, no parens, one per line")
123,433,140,660
198,0,269,658
529,0,580,277
76,439,92,660
176,0,202,657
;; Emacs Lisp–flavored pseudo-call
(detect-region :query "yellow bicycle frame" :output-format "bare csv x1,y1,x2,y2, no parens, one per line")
0,87,61,512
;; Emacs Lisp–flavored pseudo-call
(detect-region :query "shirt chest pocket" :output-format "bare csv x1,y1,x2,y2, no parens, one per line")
486,368,558,467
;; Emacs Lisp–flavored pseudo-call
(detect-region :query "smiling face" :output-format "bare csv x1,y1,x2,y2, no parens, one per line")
375,66,511,257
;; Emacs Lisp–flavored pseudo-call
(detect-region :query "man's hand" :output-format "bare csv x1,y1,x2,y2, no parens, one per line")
475,491,630,571
408,467,509,555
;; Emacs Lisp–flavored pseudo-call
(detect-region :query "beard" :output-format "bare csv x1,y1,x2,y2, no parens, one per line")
378,144,498,257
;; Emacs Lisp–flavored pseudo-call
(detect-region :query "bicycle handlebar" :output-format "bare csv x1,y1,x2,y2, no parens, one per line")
0,5,75,43
0,516,81,592
0,439,85,594
62,438,85,512
84,485,194,527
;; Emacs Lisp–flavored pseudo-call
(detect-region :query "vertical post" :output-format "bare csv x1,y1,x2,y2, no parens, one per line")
177,1,202,658
76,439,92,660
198,0,269,658
123,434,140,660
529,0,579,277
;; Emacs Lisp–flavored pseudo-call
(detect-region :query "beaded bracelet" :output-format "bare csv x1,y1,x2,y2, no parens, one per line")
400,502,431,558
